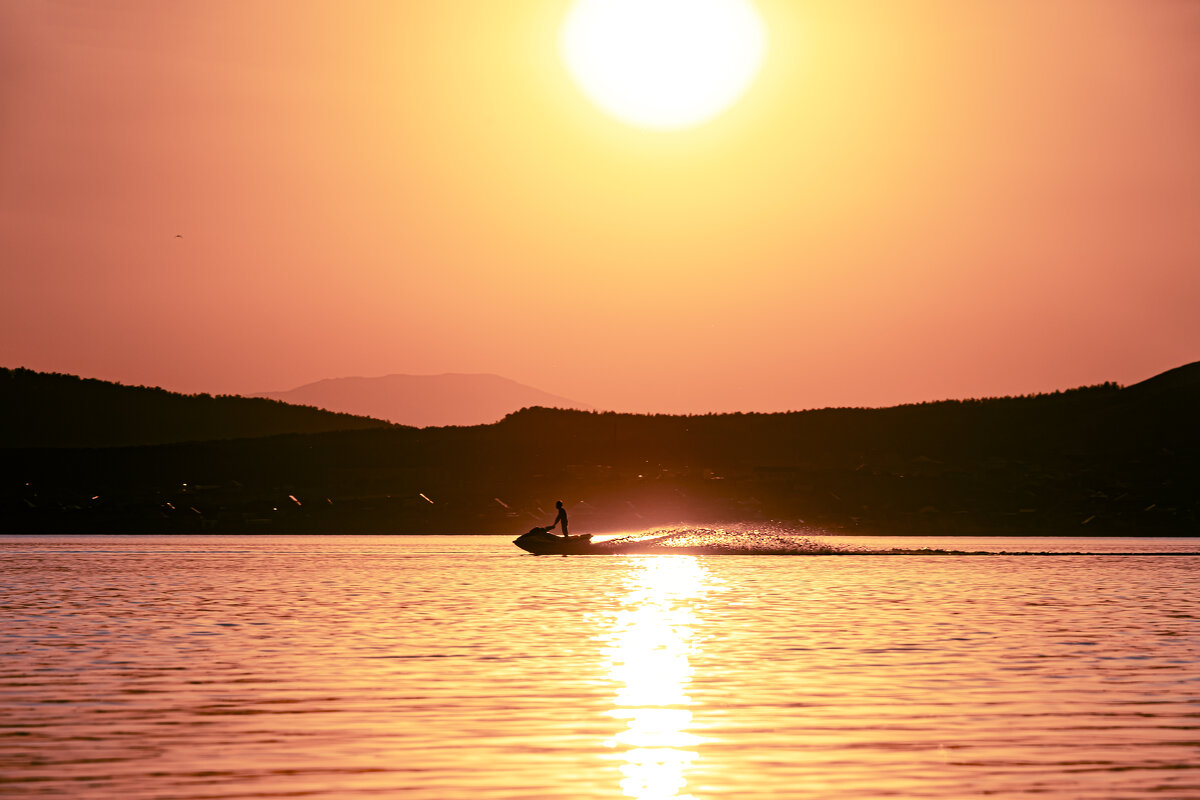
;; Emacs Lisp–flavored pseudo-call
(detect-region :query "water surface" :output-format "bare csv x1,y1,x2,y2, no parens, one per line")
2,534,1198,798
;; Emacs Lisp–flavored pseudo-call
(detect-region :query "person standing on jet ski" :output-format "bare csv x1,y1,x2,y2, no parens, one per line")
548,500,569,538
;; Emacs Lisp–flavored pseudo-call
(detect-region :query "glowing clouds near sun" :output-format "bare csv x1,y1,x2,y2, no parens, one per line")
561,0,767,130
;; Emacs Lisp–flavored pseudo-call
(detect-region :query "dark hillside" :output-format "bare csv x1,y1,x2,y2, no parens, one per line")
1,364,1195,535
1086,361,1200,450
0,368,394,448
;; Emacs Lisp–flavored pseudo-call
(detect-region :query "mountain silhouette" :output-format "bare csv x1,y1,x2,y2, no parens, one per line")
1118,360,1200,400
2,362,1196,534
0,367,393,448
256,373,591,427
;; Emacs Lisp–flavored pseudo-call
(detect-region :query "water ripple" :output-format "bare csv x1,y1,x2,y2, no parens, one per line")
1,535,1198,799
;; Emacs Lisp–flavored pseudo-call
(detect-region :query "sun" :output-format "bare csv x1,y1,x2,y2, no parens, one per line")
561,0,767,131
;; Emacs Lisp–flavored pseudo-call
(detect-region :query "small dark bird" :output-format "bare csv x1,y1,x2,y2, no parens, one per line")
174,234,183,238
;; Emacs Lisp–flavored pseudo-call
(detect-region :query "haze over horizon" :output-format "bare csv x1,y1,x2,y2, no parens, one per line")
2,1,1198,414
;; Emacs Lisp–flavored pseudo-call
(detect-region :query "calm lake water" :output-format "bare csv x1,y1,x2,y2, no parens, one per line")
2,534,1199,799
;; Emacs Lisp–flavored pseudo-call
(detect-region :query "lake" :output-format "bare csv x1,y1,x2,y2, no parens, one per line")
2,533,1198,799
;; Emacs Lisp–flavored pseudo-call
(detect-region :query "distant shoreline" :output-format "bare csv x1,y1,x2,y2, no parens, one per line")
4,363,1197,538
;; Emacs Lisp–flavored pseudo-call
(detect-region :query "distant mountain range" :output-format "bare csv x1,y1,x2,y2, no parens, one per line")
255,373,591,428
3,361,1196,535
0,367,392,448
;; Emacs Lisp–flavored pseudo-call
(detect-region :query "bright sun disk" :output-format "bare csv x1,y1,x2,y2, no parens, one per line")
561,0,767,130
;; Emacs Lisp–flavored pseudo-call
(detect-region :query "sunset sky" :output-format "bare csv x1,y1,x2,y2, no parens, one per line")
2,0,1197,414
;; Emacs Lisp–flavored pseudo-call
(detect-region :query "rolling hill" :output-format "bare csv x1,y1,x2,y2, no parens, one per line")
2,362,1196,535
0,367,394,448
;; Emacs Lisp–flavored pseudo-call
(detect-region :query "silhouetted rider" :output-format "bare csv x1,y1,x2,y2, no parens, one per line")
549,500,569,538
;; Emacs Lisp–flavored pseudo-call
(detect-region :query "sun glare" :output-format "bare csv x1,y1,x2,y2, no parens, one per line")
561,0,767,130
598,557,713,799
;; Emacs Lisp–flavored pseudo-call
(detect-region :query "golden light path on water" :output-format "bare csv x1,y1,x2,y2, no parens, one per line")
596,557,714,799
2,537,1200,799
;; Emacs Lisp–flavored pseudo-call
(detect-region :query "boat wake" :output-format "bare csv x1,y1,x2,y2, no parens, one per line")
584,524,1197,556
590,525,887,556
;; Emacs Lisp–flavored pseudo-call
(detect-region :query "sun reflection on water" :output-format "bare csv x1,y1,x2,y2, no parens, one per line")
599,557,711,800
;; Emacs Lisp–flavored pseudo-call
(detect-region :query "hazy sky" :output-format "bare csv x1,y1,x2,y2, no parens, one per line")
2,0,1198,413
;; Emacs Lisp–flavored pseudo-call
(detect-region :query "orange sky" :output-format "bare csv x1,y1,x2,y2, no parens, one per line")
2,0,1198,413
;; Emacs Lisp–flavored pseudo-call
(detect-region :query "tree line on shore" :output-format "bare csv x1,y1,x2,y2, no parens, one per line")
3,361,1197,535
